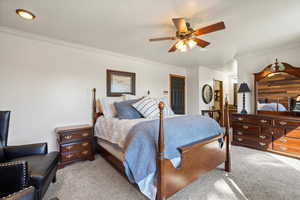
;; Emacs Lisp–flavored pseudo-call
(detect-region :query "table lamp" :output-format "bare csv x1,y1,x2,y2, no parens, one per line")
238,82,251,114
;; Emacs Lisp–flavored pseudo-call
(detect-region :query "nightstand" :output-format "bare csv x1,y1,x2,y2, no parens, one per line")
55,124,95,168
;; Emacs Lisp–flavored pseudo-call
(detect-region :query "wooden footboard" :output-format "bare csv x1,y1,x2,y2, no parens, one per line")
156,101,230,200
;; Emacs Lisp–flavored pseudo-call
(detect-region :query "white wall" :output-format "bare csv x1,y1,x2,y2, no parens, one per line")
236,44,300,113
186,67,199,114
187,64,236,114
0,29,186,151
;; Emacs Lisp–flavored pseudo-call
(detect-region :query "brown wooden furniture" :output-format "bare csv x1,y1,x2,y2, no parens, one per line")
254,60,300,116
232,113,300,159
92,88,231,200
55,124,95,168
201,109,221,124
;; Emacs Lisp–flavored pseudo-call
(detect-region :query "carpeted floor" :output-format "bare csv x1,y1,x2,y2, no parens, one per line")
44,146,300,200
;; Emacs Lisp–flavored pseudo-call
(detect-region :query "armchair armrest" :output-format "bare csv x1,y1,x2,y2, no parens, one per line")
4,143,48,160
0,161,29,198
1,186,35,200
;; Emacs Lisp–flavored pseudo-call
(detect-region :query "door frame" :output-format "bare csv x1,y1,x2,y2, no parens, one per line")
213,79,224,124
169,74,186,114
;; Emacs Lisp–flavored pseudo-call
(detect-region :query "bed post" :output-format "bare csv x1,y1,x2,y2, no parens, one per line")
156,102,166,200
92,88,97,126
224,98,231,172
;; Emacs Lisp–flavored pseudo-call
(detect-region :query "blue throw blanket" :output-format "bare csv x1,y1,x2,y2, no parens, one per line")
123,115,224,184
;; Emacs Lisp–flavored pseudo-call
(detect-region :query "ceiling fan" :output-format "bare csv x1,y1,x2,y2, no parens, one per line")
149,18,226,53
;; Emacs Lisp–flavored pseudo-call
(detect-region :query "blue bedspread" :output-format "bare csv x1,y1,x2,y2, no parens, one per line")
123,115,224,184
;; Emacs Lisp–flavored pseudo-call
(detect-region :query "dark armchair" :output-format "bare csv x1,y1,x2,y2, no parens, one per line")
0,111,59,200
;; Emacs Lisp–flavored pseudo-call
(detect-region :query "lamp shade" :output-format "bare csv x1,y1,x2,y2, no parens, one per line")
238,83,251,93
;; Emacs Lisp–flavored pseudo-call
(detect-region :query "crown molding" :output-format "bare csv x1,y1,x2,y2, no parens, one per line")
0,26,186,70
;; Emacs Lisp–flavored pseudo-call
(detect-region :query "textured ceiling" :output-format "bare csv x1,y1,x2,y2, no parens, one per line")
1,0,300,68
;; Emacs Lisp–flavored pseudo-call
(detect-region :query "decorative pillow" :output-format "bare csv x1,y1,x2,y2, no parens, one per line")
100,96,124,118
114,99,143,119
132,97,174,118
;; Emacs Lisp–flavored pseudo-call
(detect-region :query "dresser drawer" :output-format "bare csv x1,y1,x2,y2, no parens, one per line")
61,150,92,162
274,120,300,127
233,135,258,148
285,128,300,139
60,140,92,153
60,130,92,143
232,115,271,126
232,124,260,134
233,130,258,138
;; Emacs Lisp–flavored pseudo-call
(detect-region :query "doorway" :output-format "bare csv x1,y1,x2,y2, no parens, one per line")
213,79,224,123
170,74,185,114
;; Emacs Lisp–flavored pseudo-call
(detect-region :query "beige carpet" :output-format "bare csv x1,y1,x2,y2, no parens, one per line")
44,146,300,200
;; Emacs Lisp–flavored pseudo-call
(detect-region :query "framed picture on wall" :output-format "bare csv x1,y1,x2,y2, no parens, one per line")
106,69,136,96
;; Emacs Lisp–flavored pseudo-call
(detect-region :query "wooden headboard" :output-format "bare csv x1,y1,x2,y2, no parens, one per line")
92,88,103,126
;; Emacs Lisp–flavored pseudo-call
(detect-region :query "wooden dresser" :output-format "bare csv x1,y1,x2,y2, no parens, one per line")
232,113,300,158
55,124,95,168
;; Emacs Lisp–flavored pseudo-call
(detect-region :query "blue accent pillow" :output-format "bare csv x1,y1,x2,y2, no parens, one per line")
114,99,143,119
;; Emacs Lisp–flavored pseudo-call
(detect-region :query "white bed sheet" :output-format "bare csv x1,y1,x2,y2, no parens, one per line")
94,115,180,149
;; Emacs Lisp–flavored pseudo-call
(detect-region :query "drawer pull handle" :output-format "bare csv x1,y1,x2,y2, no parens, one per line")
66,154,73,159
259,135,266,139
279,121,287,125
237,131,243,135
237,138,243,142
64,135,72,140
279,146,288,151
82,150,89,155
82,142,89,147
279,138,288,143
238,117,243,121
66,146,73,150
260,120,267,123
259,142,266,146
243,125,249,129
82,133,89,137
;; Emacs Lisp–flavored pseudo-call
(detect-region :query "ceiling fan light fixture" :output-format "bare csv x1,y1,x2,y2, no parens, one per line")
188,39,197,49
179,44,187,52
175,40,185,49
16,9,35,20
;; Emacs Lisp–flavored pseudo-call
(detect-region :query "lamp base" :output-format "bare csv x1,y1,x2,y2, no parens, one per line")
240,109,248,114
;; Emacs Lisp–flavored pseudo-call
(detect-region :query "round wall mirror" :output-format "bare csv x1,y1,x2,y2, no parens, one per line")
202,84,213,104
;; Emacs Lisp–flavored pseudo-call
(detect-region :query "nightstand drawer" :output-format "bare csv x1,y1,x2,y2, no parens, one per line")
61,150,92,162
60,140,92,153
56,124,94,168
60,131,92,143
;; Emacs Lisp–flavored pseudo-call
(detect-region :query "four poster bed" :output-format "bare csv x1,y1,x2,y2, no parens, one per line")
92,88,231,200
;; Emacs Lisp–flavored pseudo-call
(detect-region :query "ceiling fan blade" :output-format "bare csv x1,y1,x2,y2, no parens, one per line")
193,21,225,36
172,18,188,33
191,38,210,48
149,37,176,42
168,42,178,52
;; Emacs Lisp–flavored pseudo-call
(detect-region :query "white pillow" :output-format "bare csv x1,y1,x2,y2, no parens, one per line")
132,97,174,118
122,94,139,100
100,96,124,118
